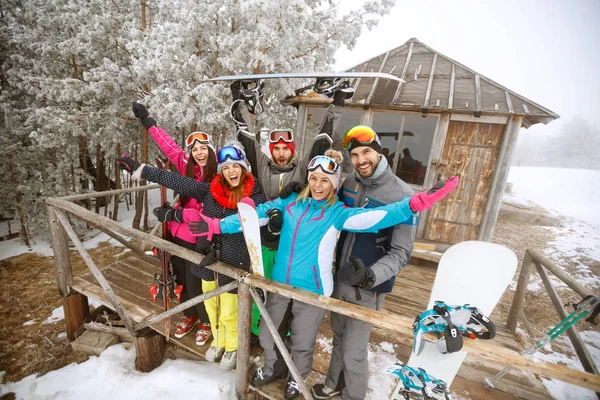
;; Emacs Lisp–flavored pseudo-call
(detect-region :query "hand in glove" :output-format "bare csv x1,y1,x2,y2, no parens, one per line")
199,245,218,267
153,205,183,223
188,213,221,241
266,208,283,234
279,181,306,199
132,102,157,130
409,176,459,212
116,154,141,174
338,256,375,288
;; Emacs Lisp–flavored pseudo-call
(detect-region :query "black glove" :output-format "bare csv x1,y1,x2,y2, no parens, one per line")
132,102,156,130
116,154,141,174
153,205,183,223
266,208,283,234
279,181,306,199
198,246,218,267
338,256,375,288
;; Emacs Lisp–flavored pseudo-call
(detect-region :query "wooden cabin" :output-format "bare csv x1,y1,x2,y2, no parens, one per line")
288,37,559,245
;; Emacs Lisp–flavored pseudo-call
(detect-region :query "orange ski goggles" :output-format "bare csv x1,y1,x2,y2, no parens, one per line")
186,131,212,149
342,125,381,151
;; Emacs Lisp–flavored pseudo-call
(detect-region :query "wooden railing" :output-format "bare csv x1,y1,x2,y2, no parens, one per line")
46,187,600,398
506,248,599,389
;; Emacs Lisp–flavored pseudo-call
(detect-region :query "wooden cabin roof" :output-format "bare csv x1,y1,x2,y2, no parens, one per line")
293,38,559,129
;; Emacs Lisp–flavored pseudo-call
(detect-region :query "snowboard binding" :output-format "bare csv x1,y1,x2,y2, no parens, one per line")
231,79,265,115
386,364,452,400
413,301,496,355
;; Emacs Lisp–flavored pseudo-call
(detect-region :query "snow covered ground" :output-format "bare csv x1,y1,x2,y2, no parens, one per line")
1,167,599,400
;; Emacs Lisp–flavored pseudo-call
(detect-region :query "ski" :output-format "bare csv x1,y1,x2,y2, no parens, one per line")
203,71,405,84
485,294,600,388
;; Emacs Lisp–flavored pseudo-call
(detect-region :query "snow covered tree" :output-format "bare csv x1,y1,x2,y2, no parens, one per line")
1,0,395,241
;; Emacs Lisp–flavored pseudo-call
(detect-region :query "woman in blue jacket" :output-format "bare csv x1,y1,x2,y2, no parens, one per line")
190,149,458,400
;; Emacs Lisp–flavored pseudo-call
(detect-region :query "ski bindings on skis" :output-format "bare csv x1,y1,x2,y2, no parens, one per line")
387,363,452,400
230,79,265,115
149,271,183,303
413,301,496,355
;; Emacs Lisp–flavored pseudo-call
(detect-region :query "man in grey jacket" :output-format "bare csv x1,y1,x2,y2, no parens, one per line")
312,125,417,400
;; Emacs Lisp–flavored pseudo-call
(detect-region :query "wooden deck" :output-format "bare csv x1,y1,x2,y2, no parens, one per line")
71,254,549,400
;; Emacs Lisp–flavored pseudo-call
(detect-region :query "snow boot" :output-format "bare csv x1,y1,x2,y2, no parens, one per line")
252,367,288,387
196,322,212,346
220,350,237,370
311,383,341,399
284,377,304,400
205,346,225,363
174,315,199,339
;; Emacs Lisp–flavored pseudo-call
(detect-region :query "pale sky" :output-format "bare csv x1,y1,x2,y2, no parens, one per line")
335,0,600,136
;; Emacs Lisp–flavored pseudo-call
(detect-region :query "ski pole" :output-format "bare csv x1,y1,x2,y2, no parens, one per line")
485,295,600,388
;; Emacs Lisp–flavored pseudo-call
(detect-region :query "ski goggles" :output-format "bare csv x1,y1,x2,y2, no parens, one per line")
341,125,381,150
185,131,212,149
268,129,294,143
217,146,246,164
307,155,340,175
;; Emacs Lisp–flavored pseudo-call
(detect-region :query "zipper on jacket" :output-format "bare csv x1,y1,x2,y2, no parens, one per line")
287,203,311,285
312,265,321,291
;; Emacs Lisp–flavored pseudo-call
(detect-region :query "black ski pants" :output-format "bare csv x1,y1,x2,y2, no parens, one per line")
171,236,209,322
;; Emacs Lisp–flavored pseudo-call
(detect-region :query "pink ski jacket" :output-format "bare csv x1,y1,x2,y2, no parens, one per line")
148,125,204,244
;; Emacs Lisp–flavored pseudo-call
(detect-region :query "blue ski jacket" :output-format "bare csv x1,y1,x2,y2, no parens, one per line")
219,192,416,297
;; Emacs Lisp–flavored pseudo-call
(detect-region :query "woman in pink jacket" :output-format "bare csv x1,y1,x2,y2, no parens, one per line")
133,102,217,345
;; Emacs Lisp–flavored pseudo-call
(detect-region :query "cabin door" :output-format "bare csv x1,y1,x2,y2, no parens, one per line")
423,120,505,244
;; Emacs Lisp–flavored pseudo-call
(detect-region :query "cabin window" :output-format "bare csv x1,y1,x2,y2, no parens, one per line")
302,107,437,185
371,111,438,186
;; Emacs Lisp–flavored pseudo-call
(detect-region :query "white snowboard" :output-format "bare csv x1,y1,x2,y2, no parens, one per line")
238,202,265,277
392,241,517,398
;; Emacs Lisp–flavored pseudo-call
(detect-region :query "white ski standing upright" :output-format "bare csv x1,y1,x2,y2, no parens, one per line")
238,201,265,277
392,241,517,399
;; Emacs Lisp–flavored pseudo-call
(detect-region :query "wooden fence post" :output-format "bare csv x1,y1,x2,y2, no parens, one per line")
47,205,73,297
506,251,533,334
63,293,89,341
135,328,166,372
236,282,252,400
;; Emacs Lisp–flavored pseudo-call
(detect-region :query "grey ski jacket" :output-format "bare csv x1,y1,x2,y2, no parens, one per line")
336,156,417,293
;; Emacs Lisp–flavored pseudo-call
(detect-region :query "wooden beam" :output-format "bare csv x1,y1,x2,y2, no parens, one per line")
236,282,252,399
424,54,437,108
448,64,455,110
478,115,523,241
505,91,514,113
506,251,534,334
522,104,530,114
133,281,238,332
535,261,599,375
55,209,135,333
61,184,161,202
392,42,414,104
46,197,246,281
47,206,73,297
250,288,311,399
528,249,592,298
365,51,390,106
243,274,600,392
450,114,508,124
475,74,482,112
391,114,406,173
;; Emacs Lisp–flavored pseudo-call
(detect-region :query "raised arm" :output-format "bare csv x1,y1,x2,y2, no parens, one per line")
116,155,209,201
333,176,459,233
230,84,269,175
132,103,189,174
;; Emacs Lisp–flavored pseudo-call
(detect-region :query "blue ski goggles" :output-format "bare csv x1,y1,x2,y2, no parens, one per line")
307,155,340,175
217,146,246,164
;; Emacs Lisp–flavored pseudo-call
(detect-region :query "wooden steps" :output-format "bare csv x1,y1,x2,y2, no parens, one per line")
72,254,550,400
